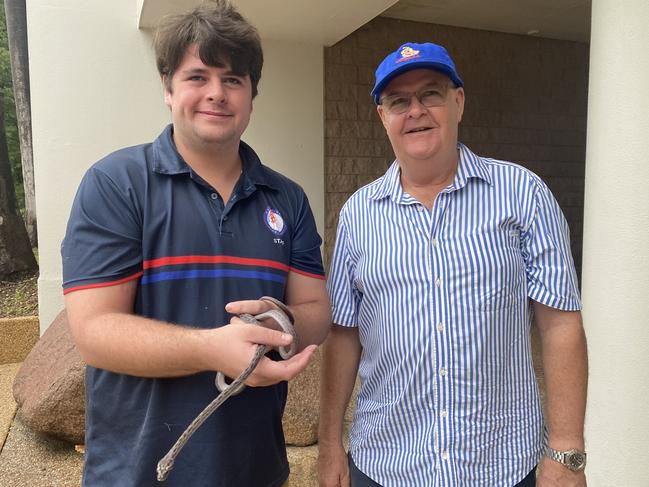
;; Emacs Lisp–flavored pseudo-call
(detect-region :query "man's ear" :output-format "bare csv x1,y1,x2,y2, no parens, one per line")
377,104,389,130
162,75,172,107
455,87,465,123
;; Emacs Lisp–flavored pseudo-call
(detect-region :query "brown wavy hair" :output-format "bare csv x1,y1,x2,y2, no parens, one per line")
154,0,263,97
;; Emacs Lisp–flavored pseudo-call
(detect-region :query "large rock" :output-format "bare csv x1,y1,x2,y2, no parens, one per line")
283,348,321,446
287,444,319,486
12,310,85,444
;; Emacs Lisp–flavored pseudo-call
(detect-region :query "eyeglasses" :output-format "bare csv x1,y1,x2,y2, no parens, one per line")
379,85,452,114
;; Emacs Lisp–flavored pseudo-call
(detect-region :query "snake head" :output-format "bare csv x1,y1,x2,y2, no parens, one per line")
156,459,172,482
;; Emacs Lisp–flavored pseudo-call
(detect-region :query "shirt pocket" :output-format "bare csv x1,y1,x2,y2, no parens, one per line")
449,223,525,312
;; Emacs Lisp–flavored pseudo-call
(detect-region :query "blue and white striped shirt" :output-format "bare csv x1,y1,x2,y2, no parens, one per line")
327,144,581,486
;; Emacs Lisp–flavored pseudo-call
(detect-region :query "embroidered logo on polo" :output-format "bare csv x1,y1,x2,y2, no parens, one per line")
396,46,420,63
264,207,286,236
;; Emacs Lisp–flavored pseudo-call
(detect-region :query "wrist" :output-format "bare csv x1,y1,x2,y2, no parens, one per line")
545,445,587,472
192,327,224,373
547,434,584,451
317,431,344,448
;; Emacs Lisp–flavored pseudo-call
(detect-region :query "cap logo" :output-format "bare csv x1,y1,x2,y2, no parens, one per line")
264,207,286,236
397,46,420,63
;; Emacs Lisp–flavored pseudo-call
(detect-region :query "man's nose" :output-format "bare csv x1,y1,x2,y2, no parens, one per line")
406,94,427,117
206,79,227,103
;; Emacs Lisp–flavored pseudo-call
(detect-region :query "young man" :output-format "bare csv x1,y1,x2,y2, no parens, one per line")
62,3,330,486
319,42,587,486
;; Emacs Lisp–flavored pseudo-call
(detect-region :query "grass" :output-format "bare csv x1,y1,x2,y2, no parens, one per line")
0,269,38,318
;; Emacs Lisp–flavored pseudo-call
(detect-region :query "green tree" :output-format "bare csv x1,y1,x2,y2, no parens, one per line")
0,0,34,276
0,85,36,275
0,2,23,210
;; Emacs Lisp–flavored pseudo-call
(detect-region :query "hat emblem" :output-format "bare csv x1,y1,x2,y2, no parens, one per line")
399,46,420,59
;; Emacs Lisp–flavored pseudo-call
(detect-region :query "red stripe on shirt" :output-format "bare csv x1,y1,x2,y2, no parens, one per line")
63,271,144,295
143,255,291,272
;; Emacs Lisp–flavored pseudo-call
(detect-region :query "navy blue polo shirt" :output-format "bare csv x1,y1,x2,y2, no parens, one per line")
61,124,324,487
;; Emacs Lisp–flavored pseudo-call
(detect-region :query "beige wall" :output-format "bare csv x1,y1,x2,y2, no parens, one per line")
323,17,589,273
28,1,324,332
245,39,324,235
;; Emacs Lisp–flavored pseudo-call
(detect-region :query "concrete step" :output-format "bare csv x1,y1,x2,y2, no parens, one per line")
0,316,39,365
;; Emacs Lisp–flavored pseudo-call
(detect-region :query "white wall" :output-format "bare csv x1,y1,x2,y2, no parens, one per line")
582,0,649,484
27,1,324,332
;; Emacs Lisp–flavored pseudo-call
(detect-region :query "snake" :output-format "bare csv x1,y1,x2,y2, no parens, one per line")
156,296,297,482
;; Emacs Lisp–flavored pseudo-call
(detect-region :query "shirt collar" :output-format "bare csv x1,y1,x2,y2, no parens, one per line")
453,143,492,189
368,143,492,203
367,159,405,203
151,124,278,190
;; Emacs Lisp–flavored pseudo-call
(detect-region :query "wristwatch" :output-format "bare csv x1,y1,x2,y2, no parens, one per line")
546,447,587,472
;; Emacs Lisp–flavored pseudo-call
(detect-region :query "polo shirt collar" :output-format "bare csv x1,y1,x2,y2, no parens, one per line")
368,142,492,203
151,124,278,190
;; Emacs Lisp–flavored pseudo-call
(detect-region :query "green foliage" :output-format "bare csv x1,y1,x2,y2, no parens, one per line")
0,2,24,211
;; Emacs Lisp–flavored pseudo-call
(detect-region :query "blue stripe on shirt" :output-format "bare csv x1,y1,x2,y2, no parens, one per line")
141,269,287,285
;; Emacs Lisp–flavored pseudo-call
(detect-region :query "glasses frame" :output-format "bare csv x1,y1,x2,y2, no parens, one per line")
379,84,455,115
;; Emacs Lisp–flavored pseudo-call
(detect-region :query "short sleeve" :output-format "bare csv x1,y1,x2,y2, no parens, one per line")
288,190,325,279
326,208,361,327
61,166,143,294
521,178,581,311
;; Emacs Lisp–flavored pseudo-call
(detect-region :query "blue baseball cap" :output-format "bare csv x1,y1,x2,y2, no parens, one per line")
371,42,464,104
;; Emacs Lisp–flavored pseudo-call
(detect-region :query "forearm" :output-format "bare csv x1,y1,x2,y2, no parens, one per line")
71,311,214,377
289,298,332,349
318,324,361,446
536,304,588,449
282,271,332,349
66,277,314,386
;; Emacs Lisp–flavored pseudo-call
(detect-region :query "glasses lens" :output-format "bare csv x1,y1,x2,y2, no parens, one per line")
384,96,410,114
382,86,450,114
420,88,447,107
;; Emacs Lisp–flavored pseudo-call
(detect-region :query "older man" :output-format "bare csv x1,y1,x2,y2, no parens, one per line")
318,42,587,487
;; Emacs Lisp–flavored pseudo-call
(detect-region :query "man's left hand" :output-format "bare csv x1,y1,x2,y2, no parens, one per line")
537,457,587,487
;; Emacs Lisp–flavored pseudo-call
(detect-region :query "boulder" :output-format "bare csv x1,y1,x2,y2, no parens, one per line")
283,348,321,446
12,310,85,443
287,444,319,486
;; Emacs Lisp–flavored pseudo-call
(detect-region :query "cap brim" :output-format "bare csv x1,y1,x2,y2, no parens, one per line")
371,62,463,103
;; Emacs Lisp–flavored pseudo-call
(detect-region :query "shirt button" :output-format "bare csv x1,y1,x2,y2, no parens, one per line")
210,193,218,200
435,278,441,288
441,409,448,418
431,238,438,248
418,206,424,212
440,367,447,377
437,322,444,332
441,451,449,461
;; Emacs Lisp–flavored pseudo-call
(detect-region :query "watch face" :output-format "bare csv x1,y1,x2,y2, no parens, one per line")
567,451,586,471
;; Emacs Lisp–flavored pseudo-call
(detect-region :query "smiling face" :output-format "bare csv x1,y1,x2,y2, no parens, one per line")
377,69,464,165
163,44,253,153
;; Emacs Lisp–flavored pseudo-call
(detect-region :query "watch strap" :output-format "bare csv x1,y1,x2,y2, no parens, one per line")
546,446,587,472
